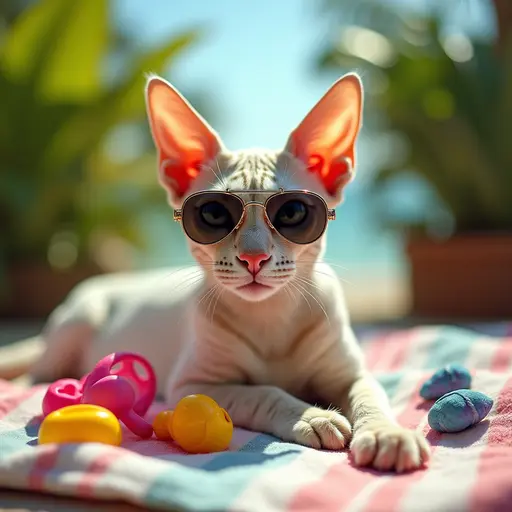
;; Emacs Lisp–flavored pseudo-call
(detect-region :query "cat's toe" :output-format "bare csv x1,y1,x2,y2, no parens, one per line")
351,423,430,472
292,408,351,450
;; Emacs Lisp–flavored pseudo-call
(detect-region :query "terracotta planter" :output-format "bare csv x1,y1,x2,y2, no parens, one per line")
406,234,512,320
0,263,103,319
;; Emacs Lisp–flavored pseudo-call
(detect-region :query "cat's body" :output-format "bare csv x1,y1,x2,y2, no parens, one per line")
35,256,349,404
3,76,430,472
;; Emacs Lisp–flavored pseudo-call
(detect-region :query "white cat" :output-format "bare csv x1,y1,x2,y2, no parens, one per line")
5,73,429,472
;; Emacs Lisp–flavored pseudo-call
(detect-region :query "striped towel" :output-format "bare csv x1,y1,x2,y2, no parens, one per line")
1,324,512,512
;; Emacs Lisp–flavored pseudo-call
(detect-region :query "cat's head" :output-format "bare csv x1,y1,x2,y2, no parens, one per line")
145,74,363,302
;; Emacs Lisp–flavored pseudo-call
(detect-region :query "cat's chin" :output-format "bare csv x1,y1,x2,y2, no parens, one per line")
232,282,277,302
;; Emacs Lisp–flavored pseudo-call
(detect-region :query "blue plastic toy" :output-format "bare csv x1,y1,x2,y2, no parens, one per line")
428,389,493,433
420,364,472,400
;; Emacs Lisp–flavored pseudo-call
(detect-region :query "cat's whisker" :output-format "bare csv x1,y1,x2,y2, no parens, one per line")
204,287,214,320
153,267,199,284
138,268,205,301
172,274,206,294
200,158,229,189
205,165,226,187
206,285,222,324
196,284,219,309
293,280,331,326
283,282,299,308
297,267,344,285
156,264,218,284
163,267,205,283
170,272,203,288
294,274,326,294
294,260,353,285
310,269,352,286
210,287,225,324
200,288,218,322
280,153,298,184
215,157,229,189
297,259,350,272
288,281,312,314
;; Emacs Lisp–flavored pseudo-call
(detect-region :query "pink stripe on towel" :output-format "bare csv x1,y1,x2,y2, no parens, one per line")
0,387,40,420
470,376,512,512
490,336,512,371
76,448,126,497
28,445,60,491
366,330,416,373
287,460,379,512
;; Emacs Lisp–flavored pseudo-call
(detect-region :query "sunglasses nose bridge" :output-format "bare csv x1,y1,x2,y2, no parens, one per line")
242,201,265,209
240,201,274,230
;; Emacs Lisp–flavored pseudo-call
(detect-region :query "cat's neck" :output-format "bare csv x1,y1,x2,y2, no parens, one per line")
194,281,319,359
196,270,326,346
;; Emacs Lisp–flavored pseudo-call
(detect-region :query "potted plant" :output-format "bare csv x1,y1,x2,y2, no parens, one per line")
316,0,512,319
0,0,204,318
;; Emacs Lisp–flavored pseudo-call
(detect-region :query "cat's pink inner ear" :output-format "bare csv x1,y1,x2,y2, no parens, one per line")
287,74,363,197
146,77,221,199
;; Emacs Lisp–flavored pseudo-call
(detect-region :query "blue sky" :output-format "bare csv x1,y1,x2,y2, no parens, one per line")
114,0,334,150
112,0,495,276
113,0,493,151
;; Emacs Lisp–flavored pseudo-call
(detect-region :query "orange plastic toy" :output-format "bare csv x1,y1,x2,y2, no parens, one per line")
153,394,233,453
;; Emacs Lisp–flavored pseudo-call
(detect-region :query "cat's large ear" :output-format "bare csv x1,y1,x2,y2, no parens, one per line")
145,76,222,205
285,73,363,201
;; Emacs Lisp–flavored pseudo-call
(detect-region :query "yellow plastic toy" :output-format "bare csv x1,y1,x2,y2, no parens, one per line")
39,404,122,446
153,394,233,453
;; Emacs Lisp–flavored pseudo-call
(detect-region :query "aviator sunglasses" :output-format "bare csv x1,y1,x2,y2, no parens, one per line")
173,189,336,245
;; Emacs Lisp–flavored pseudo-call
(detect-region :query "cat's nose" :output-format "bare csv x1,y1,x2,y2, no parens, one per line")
238,253,271,275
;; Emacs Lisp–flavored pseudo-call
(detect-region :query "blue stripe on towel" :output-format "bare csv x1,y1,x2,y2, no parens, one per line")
144,434,303,511
424,326,480,369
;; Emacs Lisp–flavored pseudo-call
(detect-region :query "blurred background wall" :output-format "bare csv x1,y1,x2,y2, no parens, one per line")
1,0,511,324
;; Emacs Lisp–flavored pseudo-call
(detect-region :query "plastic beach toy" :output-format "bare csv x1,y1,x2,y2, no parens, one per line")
153,394,233,453
42,352,156,438
39,404,122,446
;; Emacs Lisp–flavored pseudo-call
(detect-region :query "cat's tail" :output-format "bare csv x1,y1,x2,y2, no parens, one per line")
0,309,97,383
0,336,44,381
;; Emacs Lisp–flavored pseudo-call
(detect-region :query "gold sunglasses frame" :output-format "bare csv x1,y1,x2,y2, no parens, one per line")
173,189,335,246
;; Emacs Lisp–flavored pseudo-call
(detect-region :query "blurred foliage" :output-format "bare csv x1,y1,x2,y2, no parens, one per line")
317,0,512,234
0,0,204,271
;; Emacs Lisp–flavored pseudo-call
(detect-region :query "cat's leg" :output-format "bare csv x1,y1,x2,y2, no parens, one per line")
310,321,430,471
339,374,430,472
167,383,352,450
0,336,44,381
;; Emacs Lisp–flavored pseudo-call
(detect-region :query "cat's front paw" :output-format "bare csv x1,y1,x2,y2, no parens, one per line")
290,407,352,450
351,422,430,472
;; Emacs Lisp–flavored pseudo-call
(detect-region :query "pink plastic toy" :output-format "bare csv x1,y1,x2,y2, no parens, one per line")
42,352,156,439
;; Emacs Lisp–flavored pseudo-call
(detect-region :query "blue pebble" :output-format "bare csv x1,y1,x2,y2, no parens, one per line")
428,389,493,433
420,364,472,400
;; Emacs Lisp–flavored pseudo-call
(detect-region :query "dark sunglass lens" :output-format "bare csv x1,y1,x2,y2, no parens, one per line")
200,202,231,227
274,200,308,227
182,193,243,244
267,192,327,244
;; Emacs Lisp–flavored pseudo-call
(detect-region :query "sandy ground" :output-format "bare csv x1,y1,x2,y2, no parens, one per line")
342,272,409,322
